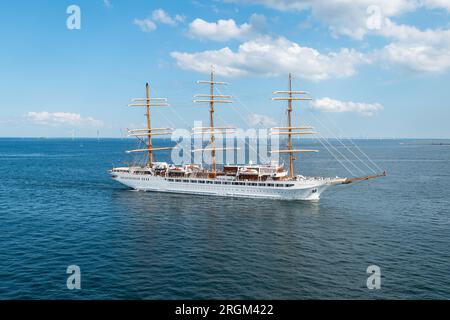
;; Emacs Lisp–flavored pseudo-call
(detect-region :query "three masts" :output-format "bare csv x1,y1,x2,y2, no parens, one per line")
109,69,386,200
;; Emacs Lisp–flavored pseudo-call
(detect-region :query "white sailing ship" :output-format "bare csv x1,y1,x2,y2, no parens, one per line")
109,70,385,200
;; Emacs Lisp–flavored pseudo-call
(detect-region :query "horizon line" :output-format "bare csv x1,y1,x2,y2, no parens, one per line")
0,136,449,140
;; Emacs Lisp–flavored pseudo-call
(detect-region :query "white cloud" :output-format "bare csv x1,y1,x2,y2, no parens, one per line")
423,0,450,11
247,113,277,126
188,18,252,41
311,98,383,116
188,14,266,41
103,0,112,9
224,1,450,73
133,18,157,32
374,19,450,73
152,9,185,26
226,0,417,39
171,36,369,80
226,0,450,39
134,9,184,32
381,41,450,73
26,112,103,127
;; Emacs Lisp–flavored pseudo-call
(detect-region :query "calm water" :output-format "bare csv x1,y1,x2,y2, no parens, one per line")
0,138,449,299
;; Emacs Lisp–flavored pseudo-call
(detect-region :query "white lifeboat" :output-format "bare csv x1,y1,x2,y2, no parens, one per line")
153,162,168,170
169,166,185,173
185,164,201,171
239,167,259,175
273,170,288,178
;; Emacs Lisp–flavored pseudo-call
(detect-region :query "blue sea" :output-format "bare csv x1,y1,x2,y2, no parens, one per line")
0,138,449,299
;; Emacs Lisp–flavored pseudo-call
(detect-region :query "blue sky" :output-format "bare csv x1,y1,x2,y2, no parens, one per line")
0,0,449,138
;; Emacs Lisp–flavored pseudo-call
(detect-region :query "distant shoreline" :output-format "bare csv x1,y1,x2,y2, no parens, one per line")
400,141,450,146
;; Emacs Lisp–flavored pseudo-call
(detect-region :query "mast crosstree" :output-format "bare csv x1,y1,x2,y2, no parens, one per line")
193,66,235,177
126,82,173,167
271,73,318,178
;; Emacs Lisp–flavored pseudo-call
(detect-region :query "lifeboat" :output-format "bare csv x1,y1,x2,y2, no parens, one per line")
273,170,288,178
154,162,168,170
185,164,201,171
169,166,185,173
239,168,259,175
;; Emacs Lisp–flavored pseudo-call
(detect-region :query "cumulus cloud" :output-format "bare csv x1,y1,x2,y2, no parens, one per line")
188,18,251,41
188,14,267,41
226,0,417,39
226,0,450,39
373,19,450,73
423,0,450,11
311,98,383,116
26,112,103,127
222,1,450,74
133,18,157,32
134,8,184,32
381,42,450,73
152,8,185,26
171,36,369,80
247,113,277,126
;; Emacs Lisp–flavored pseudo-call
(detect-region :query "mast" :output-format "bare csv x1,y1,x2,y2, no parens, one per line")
193,66,234,177
271,74,318,178
146,83,153,165
287,74,294,177
209,70,216,175
126,83,172,167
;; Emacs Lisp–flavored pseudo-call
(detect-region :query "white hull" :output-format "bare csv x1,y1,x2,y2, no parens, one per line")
110,171,342,200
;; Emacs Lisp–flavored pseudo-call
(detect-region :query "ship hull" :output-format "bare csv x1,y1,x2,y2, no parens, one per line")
110,171,335,200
